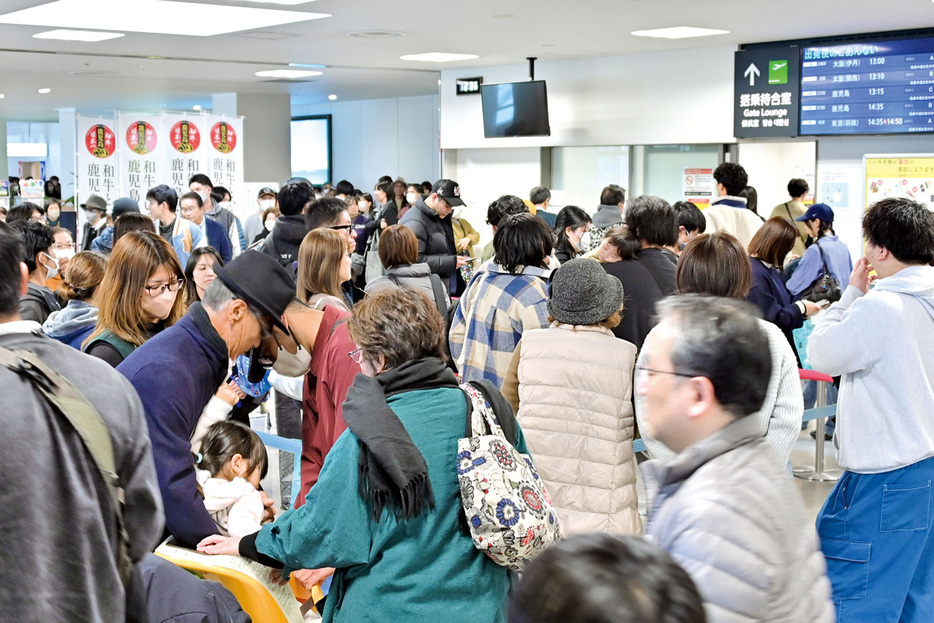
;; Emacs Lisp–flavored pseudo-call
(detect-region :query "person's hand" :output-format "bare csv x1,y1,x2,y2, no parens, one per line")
802,300,823,317
215,381,246,406
290,567,335,591
197,535,242,556
456,255,470,268
849,257,876,294
380,219,388,229
58,256,72,278
457,237,471,250
260,491,276,523
268,569,290,586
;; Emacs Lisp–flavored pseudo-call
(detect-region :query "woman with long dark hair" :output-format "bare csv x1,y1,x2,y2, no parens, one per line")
552,205,592,264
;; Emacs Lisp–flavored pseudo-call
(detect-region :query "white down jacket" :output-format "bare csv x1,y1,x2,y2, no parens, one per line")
515,324,641,536
642,416,834,623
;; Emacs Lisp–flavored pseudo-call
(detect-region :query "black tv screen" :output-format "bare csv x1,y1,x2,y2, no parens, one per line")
481,81,551,138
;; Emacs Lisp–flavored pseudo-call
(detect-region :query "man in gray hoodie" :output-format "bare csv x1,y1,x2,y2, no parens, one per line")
808,197,934,622
640,295,833,623
586,184,626,252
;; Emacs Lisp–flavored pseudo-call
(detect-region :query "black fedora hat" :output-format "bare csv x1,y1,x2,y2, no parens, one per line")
213,250,295,333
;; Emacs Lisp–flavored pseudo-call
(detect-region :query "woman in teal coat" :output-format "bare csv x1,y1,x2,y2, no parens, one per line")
199,286,519,622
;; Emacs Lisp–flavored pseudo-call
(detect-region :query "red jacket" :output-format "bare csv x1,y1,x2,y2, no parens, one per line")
296,305,361,507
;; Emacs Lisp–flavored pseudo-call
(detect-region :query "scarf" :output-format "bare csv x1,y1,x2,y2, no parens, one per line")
341,357,459,521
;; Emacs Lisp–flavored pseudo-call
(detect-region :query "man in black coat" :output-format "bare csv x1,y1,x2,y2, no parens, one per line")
260,181,313,269
399,178,469,294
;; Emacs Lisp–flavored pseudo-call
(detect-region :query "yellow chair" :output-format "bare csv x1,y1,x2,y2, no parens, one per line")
155,541,323,622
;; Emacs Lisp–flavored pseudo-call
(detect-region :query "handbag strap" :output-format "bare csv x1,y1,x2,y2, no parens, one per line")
0,346,132,585
785,202,808,245
814,240,831,275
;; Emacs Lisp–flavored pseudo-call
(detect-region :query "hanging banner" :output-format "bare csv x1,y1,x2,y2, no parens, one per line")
76,116,118,203
163,114,209,200
117,114,163,206
206,116,245,211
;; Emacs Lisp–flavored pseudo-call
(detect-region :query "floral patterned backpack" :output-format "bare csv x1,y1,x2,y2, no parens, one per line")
456,380,561,571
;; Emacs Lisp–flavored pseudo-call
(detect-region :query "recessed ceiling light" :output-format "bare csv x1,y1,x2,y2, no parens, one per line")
192,105,202,111
0,94,5,99
328,94,337,100
255,69,323,78
38,88,51,94
0,0,329,37
347,30,404,39
630,26,729,39
33,28,125,42
400,52,479,63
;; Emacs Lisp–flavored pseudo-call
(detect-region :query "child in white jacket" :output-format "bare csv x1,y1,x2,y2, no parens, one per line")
196,421,268,537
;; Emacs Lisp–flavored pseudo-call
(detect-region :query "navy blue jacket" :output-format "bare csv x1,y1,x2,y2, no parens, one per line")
746,257,804,360
118,304,228,548
203,217,233,263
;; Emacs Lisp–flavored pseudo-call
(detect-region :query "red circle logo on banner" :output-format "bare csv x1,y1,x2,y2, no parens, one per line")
85,124,115,159
126,121,158,155
170,120,200,153
211,121,237,154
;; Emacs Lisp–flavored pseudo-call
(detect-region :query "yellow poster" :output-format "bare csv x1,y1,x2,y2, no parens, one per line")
865,155,934,210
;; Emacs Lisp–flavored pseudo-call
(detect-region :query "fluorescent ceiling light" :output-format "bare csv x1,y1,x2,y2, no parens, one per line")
0,0,328,37
255,69,322,78
400,52,479,63
38,88,51,94
328,94,338,100
631,26,729,39
33,29,125,42
289,62,326,68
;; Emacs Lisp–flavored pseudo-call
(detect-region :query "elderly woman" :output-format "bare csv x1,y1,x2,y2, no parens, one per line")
450,212,553,386
199,287,522,622
635,232,804,463
502,257,640,536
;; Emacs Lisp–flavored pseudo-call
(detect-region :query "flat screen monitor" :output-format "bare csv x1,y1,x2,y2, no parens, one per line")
481,81,551,138
799,36,934,136
290,115,332,184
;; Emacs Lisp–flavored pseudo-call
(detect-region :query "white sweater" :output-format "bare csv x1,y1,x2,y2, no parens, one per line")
808,267,934,473
636,319,803,462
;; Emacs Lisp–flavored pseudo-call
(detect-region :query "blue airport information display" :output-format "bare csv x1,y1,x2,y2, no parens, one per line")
800,37,934,135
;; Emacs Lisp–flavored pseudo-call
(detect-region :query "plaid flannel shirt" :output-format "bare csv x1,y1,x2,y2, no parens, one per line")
449,264,551,386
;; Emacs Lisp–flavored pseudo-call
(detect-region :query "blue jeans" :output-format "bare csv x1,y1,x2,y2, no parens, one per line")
816,455,934,622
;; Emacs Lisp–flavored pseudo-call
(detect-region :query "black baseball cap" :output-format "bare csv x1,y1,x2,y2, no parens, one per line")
213,250,295,333
257,187,278,199
112,197,140,218
431,179,465,207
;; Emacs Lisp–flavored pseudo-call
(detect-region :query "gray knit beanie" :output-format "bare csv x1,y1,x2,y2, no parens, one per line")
547,257,624,326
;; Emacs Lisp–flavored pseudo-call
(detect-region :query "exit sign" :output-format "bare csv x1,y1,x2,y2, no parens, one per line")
456,77,483,96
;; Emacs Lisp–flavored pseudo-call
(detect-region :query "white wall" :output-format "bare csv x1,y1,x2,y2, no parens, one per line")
440,46,736,150
292,94,441,190
739,141,817,209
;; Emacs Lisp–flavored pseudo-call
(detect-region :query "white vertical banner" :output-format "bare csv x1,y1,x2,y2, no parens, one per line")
76,116,118,245
116,113,163,207
206,115,245,211
163,113,209,199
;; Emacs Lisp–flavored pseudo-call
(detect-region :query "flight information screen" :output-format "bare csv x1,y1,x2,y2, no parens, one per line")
799,37,934,135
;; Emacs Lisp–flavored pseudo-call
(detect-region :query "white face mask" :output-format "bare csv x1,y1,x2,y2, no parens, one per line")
579,231,592,250
41,252,59,280
406,192,418,204
54,247,76,262
264,219,276,232
198,191,210,204
259,198,276,210
272,344,312,377
218,201,232,211
47,209,61,221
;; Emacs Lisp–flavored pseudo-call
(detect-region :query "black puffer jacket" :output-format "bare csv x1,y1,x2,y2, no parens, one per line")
259,215,307,269
398,198,457,279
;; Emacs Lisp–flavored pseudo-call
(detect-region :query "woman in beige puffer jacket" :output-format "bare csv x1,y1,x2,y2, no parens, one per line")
502,257,641,536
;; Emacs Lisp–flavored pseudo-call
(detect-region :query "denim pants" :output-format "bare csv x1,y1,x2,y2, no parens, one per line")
816,455,934,622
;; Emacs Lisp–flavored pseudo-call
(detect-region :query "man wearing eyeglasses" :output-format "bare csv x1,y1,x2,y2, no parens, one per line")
305,196,356,246
638,296,833,623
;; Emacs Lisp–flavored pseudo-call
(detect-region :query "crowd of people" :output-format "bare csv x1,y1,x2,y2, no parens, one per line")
1,165,933,623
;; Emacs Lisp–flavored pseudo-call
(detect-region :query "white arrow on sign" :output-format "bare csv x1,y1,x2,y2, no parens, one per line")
744,63,760,86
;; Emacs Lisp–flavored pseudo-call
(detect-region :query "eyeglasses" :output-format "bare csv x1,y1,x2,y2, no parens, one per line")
143,278,185,296
348,348,364,364
52,242,76,251
634,363,696,385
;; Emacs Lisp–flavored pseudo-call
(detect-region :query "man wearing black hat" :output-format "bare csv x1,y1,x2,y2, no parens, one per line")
79,194,108,251
399,179,470,294
89,196,140,254
117,251,298,547
244,186,278,244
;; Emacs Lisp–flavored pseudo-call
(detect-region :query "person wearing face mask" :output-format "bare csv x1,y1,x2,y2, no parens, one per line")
244,187,278,244
79,194,108,252
12,220,62,324
117,250,298,549
252,205,280,245
90,196,141,255
83,232,187,367
189,174,247,257
44,199,63,229
552,205,593,265
46,227,76,294
42,251,108,349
